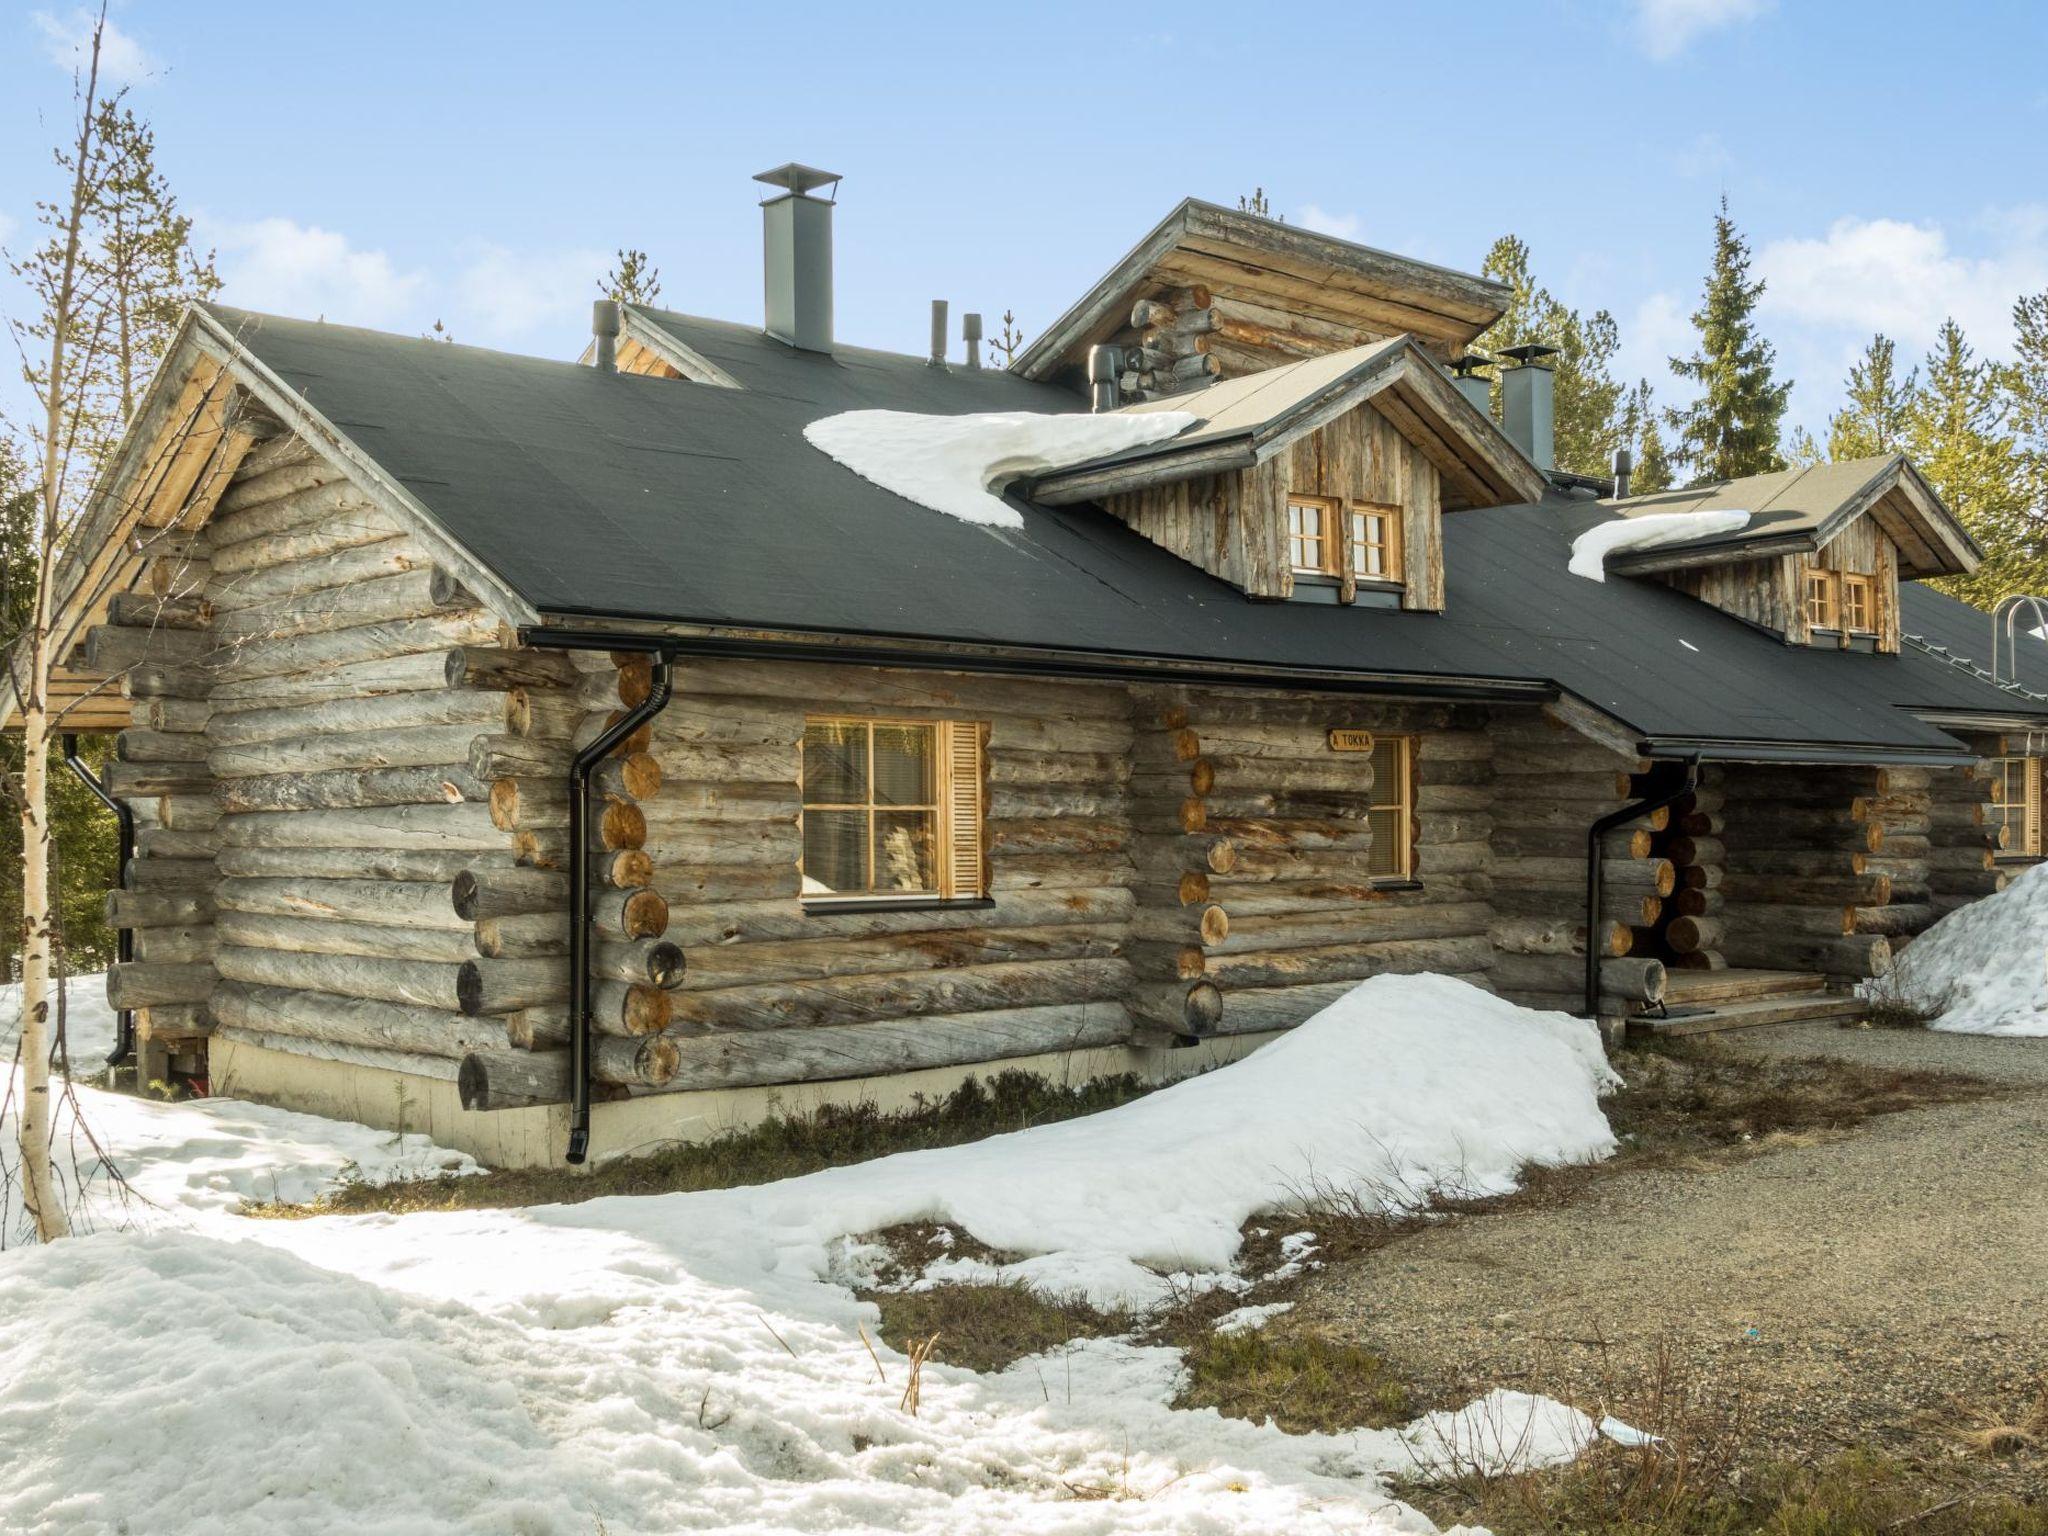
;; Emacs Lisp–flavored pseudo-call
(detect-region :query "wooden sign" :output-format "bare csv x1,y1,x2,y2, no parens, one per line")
1327,729,1375,753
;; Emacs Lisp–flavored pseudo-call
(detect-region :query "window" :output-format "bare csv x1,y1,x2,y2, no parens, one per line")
1990,756,2043,858
1350,503,1403,583
1840,573,1875,633
800,718,987,902
1804,569,1838,630
1288,496,1336,575
1367,735,1415,881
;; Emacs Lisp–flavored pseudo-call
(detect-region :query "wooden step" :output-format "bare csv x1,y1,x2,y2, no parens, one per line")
1662,968,1828,1005
1633,991,1867,1037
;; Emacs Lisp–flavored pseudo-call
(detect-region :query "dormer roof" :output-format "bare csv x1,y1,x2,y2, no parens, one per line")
1603,454,1980,579
1028,336,1547,511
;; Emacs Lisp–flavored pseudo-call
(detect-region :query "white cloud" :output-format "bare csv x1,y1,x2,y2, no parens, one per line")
450,245,611,342
1633,0,1770,61
1614,289,1692,393
32,9,156,84
1672,132,1733,179
1297,204,1362,241
209,217,426,328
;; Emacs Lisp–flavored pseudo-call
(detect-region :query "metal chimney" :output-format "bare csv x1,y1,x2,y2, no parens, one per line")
591,300,620,373
962,312,983,371
928,300,948,368
1498,344,1559,472
1448,353,1492,418
753,162,841,353
1612,446,1634,500
1087,345,1121,412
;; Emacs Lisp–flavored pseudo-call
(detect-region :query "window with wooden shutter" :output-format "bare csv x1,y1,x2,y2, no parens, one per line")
1366,735,1415,881
1287,496,1337,575
1804,569,1838,630
800,716,987,903
1991,756,2044,858
1840,573,1875,633
1349,503,1403,583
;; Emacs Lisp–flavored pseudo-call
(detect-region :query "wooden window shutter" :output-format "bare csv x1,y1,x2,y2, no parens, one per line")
2028,758,2043,856
938,721,987,898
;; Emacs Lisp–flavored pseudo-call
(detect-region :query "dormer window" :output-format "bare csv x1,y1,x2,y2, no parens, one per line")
1288,495,1337,575
1841,574,1874,633
1351,503,1403,584
1804,570,1837,630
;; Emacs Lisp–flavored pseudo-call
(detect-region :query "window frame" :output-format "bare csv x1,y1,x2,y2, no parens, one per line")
1349,501,1404,585
1287,494,1340,577
1804,568,1839,631
1367,734,1416,884
1839,572,1876,634
1991,755,2044,859
799,716,988,906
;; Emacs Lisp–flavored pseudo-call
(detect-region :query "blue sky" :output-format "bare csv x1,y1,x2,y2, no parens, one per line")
4,0,2046,441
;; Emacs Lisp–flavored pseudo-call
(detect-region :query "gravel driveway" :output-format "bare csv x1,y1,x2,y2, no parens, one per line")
1300,1023,2048,1468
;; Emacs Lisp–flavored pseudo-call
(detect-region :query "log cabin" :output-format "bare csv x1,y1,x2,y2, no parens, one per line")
9,164,2048,1167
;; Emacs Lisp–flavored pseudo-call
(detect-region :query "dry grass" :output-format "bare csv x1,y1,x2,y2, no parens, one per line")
244,1069,1160,1219
1172,1324,1412,1433
866,1275,1132,1376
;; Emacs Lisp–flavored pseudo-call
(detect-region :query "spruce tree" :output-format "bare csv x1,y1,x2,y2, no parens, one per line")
601,248,662,307
1624,381,1676,494
2006,290,2048,544
1665,198,1792,484
1908,319,2044,608
1473,235,1626,477
1827,333,1917,461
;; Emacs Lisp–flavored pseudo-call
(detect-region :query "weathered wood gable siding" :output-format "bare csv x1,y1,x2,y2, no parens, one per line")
1659,514,1901,652
1811,519,1901,652
1102,402,1444,609
614,661,1138,1093
1127,690,1497,1038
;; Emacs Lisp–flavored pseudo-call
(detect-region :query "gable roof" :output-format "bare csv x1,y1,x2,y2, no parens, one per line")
1011,199,1510,386
1602,455,1979,579
1028,337,1548,510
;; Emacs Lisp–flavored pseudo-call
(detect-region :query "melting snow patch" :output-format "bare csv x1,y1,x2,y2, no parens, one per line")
1568,509,1752,581
1214,1301,1294,1335
803,408,1197,529
1862,862,2048,1035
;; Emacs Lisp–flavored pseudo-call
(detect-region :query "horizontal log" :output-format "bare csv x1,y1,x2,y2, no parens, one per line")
1128,979,1224,1036
1205,934,1494,990
1725,848,1865,878
218,847,514,884
645,860,802,904
103,760,210,797
207,648,452,708
219,804,506,851
210,723,486,780
124,858,216,893
596,938,688,988
1490,826,1650,860
105,962,216,1010
105,889,214,929
85,623,210,675
445,646,582,690
1929,867,2011,897
1664,914,1728,953
1670,887,1724,918
457,1036,679,1107
1718,931,1892,978
1851,902,1937,937
1719,903,1854,938
211,981,503,1058
218,910,477,965
595,887,669,940
216,945,462,1010
205,533,426,608
211,611,502,685
132,698,213,733
670,957,1134,1033
1491,954,1666,1002
664,887,1132,947
1208,901,1491,955
133,827,217,861
219,763,486,813
213,456,344,517
115,729,210,765
212,569,472,646
452,864,565,920
131,925,216,965
208,687,503,746
1492,856,1674,895
1719,872,1892,906
1490,917,1630,958
682,922,1126,992
122,661,213,699
218,877,470,930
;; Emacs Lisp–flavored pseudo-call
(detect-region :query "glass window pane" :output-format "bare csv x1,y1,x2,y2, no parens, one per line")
1368,807,1405,878
802,810,868,895
804,721,866,804
872,724,935,806
874,810,936,892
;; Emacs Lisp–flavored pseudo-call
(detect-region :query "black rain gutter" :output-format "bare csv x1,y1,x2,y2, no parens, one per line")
1586,756,1699,1021
515,630,675,1165
1639,736,1974,768
60,735,135,1066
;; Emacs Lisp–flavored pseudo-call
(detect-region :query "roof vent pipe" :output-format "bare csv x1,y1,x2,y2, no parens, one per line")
754,162,841,353
928,300,948,368
1448,354,1492,418
1087,345,1121,413
591,300,620,373
1498,343,1559,472
962,312,982,371
1612,446,1633,500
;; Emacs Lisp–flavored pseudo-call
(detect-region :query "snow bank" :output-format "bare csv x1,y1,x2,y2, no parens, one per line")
4,972,476,1245
1863,863,2048,1035
1568,509,1752,581
803,408,1196,529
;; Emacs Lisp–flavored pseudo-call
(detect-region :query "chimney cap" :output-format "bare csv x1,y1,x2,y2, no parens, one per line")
753,163,842,201
1449,352,1490,377
1498,343,1561,368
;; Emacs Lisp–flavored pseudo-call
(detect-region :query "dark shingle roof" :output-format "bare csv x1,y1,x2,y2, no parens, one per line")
211,304,1996,762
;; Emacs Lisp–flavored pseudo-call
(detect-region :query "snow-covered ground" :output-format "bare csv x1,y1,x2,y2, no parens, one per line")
1865,862,2048,1035
2,972,1626,1535
1567,508,1751,580
804,409,1197,529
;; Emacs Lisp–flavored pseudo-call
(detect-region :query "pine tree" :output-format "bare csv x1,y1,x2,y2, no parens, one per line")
1783,426,1826,467
1665,198,1792,484
1622,380,1676,495
1827,334,1916,461
1908,319,2044,608
601,248,662,307
2006,289,2048,552
1473,235,1626,477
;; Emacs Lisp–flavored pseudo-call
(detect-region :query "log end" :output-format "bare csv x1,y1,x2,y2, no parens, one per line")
1184,979,1224,1034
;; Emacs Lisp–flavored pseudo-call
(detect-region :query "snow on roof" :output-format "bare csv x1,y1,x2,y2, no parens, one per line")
1569,508,1753,581
804,407,1196,529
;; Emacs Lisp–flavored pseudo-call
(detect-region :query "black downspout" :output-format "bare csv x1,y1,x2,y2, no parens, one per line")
1585,755,1700,1020
61,734,136,1066
565,648,673,1165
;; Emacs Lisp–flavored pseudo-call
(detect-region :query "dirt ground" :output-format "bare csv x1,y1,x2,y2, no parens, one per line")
1299,1023,2048,1474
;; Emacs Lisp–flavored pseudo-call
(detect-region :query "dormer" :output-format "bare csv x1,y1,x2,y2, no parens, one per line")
1029,337,1547,611
1012,199,1510,401
1601,455,1979,654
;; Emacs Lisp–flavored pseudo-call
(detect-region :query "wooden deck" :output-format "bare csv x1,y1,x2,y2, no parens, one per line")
1635,968,1868,1036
